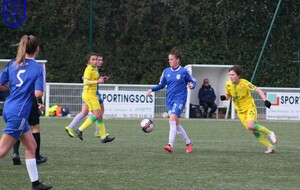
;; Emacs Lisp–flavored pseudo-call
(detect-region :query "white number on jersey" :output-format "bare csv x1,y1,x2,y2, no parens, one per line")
16,70,26,87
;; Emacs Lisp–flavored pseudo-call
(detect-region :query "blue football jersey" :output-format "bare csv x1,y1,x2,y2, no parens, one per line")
0,59,44,118
152,66,196,105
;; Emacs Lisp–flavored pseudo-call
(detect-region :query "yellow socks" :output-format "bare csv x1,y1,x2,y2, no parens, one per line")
96,120,107,139
254,132,273,148
254,124,271,136
79,115,97,131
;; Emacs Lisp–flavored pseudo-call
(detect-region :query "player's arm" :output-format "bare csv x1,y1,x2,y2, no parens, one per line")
147,71,167,96
100,76,109,82
83,69,104,85
83,79,104,85
220,82,231,101
147,83,165,96
186,69,196,89
34,69,44,98
256,88,267,101
0,83,10,91
35,90,43,98
0,65,10,91
37,97,45,112
220,94,230,101
256,88,271,108
220,87,230,101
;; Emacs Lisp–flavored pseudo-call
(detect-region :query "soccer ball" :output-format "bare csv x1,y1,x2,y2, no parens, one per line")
140,118,155,133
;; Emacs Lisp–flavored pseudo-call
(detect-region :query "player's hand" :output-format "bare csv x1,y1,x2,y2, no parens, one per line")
264,100,271,109
220,95,226,101
38,103,45,112
102,76,109,82
187,82,194,89
146,89,152,96
98,77,105,84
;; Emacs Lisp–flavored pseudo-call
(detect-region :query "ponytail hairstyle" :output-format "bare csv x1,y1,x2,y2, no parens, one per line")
15,35,40,66
169,47,181,61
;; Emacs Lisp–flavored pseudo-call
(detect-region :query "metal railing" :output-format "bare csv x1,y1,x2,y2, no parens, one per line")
45,83,300,119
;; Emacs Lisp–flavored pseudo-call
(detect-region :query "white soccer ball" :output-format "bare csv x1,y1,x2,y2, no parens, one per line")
162,112,169,118
140,118,155,133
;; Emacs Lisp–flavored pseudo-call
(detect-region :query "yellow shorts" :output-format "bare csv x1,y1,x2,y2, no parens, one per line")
237,107,257,129
82,93,101,111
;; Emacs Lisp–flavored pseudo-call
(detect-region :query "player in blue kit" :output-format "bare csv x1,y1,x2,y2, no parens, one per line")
0,35,52,190
147,47,196,154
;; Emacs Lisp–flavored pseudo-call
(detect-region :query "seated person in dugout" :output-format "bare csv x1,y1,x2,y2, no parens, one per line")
198,78,217,118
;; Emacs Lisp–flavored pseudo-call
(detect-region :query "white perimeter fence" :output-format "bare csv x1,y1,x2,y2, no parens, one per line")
45,83,300,119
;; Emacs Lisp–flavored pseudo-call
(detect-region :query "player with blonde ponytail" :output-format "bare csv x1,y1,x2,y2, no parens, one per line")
0,35,52,190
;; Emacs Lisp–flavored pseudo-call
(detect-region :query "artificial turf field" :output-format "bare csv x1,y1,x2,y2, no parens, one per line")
0,117,299,190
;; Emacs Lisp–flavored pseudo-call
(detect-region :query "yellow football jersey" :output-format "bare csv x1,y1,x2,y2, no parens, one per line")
83,64,99,94
225,78,257,113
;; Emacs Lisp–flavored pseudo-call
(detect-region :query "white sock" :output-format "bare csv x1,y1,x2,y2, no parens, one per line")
26,158,39,182
69,112,85,128
95,124,99,134
177,124,191,145
168,121,177,147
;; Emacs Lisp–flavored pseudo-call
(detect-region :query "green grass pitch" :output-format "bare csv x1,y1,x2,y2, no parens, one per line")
0,118,299,190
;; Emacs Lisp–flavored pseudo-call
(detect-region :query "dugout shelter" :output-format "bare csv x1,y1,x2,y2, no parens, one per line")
185,64,234,119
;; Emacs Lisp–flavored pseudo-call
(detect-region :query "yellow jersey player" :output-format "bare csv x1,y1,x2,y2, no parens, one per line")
75,52,114,143
65,54,114,143
220,65,277,154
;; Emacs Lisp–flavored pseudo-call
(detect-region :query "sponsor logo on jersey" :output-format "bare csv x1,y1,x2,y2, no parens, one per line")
248,84,255,89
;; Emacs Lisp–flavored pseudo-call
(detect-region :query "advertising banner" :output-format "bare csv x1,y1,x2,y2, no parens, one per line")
266,92,300,120
101,90,155,118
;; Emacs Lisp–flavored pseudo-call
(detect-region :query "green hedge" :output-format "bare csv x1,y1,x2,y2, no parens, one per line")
1,1,298,86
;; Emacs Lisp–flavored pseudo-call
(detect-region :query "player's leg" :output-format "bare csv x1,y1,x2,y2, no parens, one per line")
248,120,273,149
164,102,191,153
12,140,22,165
246,108,277,144
31,124,48,164
163,114,176,153
95,102,115,143
1,114,26,159
96,118,115,143
0,134,17,158
29,99,48,164
170,101,192,153
95,100,104,137
70,103,89,128
76,96,101,140
176,123,193,153
65,103,89,137
241,110,275,153
172,101,192,153
252,122,277,144
20,131,52,189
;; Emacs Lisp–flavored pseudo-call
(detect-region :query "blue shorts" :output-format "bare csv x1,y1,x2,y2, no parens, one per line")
166,100,185,117
2,113,30,139
98,94,104,105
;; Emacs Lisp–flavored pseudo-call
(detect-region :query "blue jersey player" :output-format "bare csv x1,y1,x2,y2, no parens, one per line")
147,47,196,154
0,35,52,190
